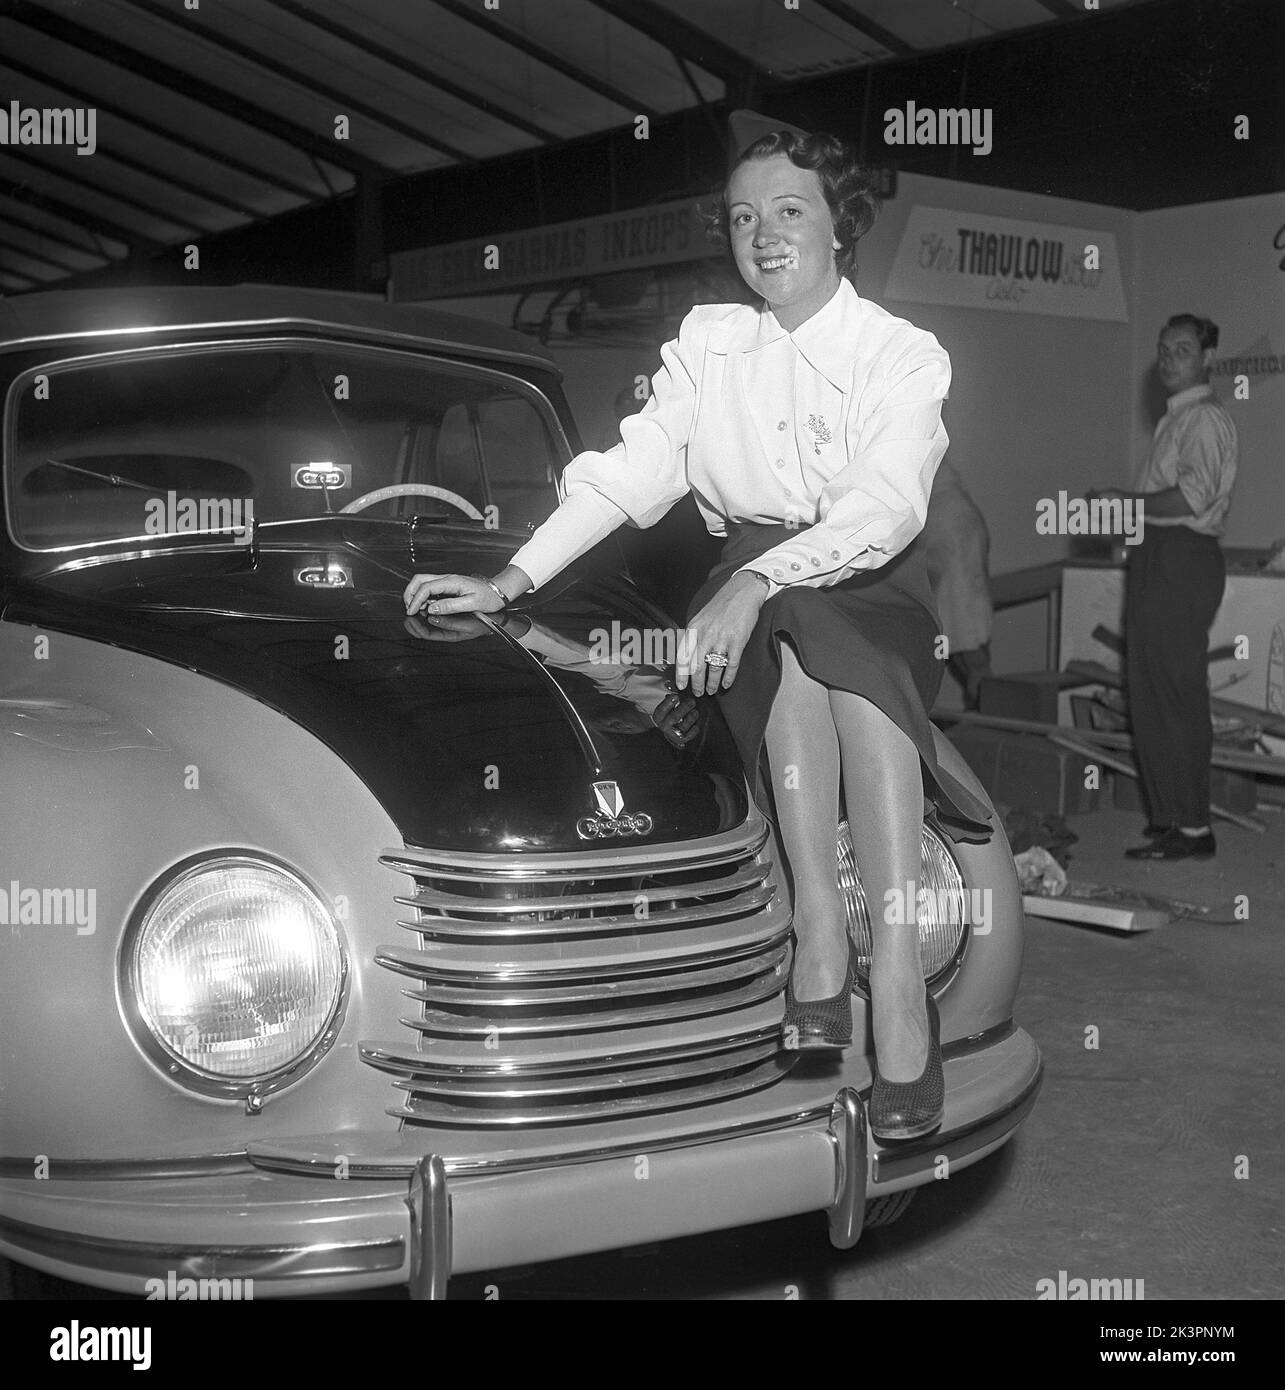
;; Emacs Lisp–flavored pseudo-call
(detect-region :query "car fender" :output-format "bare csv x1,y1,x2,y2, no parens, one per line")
0,621,410,1159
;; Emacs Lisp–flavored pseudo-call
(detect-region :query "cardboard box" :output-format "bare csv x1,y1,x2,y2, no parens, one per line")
979,671,1093,725
945,726,1100,816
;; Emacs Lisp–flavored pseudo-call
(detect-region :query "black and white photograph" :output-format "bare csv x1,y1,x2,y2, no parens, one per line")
0,0,1280,1346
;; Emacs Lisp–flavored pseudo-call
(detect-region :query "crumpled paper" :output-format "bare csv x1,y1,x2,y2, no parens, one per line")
1014,844,1068,896
998,804,1078,868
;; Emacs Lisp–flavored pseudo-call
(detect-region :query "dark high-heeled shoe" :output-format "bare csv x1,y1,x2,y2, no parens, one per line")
781,937,856,1052
869,990,944,1141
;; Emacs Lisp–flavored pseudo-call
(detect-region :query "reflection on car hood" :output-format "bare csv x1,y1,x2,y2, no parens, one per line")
4,527,747,852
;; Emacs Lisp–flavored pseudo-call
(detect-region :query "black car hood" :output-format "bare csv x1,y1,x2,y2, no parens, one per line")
3,522,747,852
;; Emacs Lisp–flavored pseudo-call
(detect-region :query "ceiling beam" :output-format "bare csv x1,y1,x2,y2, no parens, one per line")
0,182,165,253
810,0,914,57
122,0,470,164
0,200,123,257
20,137,261,222
2,148,200,235
3,0,384,179
429,0,654,118
0,232,92,274
0,52,322,202
264,0,557,144
590,0,760,99
0,267,41,289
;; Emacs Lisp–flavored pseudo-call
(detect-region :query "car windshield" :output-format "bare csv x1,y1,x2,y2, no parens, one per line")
6,340,566,551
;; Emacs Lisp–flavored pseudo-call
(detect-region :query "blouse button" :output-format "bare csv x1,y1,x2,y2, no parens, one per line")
810,557,821,566
830,549,841,558
772,568,784,579
773,458,784,468
777,420,787,431
790,562,802,571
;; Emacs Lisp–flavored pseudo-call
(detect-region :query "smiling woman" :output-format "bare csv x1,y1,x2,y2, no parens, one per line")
701,128,883,297
405,123,996,1140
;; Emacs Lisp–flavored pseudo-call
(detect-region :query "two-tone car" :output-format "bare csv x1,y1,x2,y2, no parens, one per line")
0,285,1041,1298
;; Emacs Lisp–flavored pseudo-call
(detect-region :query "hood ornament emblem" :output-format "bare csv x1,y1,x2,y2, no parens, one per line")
577,780,653,840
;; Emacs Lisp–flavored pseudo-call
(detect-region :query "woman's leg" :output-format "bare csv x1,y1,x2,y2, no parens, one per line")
828,689,929,1082
765,647,931,1078
764,644,851,999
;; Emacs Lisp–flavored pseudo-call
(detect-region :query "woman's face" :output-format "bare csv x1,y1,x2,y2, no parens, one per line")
726,154,842,331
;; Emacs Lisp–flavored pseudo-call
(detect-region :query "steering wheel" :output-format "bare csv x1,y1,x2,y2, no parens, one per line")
340,483,484,520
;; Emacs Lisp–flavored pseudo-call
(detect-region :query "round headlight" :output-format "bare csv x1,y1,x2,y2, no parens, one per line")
122,855,346,1098
837,820,969,985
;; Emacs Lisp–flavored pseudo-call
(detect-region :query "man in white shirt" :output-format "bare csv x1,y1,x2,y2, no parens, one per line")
1105,314,1238,860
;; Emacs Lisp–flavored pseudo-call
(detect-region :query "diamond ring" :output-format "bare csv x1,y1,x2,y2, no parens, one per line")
704,652,730,668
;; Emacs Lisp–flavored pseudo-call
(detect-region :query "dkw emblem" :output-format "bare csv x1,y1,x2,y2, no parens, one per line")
576,780,654,840
294,560,352,588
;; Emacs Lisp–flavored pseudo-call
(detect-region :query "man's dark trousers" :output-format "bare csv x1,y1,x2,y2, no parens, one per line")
1125,525,1226,828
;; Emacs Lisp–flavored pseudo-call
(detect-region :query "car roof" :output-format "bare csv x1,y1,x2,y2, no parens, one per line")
0,284,560,376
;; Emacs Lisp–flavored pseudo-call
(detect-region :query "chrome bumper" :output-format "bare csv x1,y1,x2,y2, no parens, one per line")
0,1042,1041,1298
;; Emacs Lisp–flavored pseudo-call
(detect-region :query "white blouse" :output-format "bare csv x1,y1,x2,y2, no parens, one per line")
509,278,951,597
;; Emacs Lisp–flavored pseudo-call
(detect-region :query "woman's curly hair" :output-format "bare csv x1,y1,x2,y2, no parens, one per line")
700,130,883,279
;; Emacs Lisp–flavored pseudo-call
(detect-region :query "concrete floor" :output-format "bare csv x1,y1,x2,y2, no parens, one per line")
13,806,1282,1302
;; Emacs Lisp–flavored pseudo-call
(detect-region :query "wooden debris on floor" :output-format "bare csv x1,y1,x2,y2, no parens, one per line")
1021,882,1234,934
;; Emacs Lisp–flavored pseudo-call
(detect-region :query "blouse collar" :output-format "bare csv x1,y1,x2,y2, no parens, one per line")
709,278,860,392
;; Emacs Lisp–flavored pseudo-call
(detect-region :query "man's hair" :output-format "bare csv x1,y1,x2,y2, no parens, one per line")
1163,313,1219,352
700,130,883,279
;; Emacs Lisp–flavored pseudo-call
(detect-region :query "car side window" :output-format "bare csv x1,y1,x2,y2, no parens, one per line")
433,403,485,509
473,394,560,531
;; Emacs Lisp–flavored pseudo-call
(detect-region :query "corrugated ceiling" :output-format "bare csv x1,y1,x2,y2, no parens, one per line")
0,0,1153,292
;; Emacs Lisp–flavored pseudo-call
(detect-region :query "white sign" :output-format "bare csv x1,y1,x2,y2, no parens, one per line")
391,197,711,301
885,205,1128,320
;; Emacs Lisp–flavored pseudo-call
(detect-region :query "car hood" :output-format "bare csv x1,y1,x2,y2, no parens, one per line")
3,523,748,851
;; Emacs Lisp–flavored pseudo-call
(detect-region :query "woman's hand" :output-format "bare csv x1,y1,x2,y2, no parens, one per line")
403,572,500,617
403,572,504,617
678,572,769,697
404,564,532,617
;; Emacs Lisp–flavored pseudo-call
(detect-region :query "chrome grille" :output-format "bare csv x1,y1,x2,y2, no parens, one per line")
364,819,792,1127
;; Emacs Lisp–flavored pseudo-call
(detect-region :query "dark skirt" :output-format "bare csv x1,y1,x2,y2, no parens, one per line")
688,522,993,843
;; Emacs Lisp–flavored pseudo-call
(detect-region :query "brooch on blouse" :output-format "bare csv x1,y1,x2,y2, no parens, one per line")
805,414,832,455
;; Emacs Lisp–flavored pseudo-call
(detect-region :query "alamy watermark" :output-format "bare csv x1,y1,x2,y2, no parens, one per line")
589,621,697,668
1036,1269,1144,1300
49,1324,150,1370
1,101,96,155
144,492,255,543
144,1271,254,1300
1,879,95,935
883,101,992,157
1036,491,1144,545
883,881,991,934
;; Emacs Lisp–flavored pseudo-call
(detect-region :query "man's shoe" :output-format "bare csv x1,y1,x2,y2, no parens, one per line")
1124,827,1216,860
